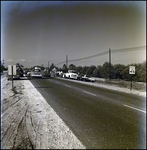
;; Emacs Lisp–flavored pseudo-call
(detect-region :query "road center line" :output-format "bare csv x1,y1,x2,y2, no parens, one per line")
83,91,96,96
64,84,71,88
123,104,146,113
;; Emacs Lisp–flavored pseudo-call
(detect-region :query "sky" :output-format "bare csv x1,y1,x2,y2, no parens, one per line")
1,1,146,68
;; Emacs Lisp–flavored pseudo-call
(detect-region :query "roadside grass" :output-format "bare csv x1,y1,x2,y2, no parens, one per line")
95,79,146,92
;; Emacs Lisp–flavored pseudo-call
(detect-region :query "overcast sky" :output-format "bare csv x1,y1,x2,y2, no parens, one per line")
1,1,146,68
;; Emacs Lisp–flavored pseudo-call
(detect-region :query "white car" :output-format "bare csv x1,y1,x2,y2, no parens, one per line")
64,70,78,80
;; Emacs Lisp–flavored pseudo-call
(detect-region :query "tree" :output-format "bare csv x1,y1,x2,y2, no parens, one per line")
93,67,102,77
1,60,4,73
99,62,113,79
97,65,103,78
69,64,76,70
62,64,68,73
113,64,125,79
134,61,146,82
75,66,83,75
16,63,24,77
81,66,89,75
87,65,96,76
138,61,146,82
50,63,56,71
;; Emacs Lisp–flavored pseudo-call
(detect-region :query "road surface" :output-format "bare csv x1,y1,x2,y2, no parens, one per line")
30,77,146,149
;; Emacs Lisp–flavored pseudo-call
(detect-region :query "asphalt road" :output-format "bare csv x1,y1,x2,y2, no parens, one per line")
30,77,146,149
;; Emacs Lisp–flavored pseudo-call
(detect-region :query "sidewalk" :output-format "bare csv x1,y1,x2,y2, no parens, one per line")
1,75,86,149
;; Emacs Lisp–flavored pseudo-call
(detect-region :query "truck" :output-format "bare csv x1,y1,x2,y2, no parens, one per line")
31,67,44,78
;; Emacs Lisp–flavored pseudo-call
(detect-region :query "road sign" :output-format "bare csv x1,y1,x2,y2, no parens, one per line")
8,65,16,75
129,66,135,74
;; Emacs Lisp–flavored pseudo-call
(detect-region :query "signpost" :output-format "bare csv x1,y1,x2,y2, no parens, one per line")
129,66,135,91
129,66,135,75
8,65,16,89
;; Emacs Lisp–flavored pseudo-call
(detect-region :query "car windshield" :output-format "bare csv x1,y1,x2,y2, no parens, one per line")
34,69,41,72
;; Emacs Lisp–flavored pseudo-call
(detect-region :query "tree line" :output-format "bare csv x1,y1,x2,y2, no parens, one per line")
2,60,145,82
0,60,7,73
54,61,146,82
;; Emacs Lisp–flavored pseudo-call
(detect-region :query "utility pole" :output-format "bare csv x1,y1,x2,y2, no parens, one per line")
48,61,49,73
12,65,14,89
66,55,68,68
109,48,111,80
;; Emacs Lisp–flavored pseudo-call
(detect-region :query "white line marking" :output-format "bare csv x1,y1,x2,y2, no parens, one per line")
64,84,71,88
124,104,146,113
55,81,60,84
83,91,96,96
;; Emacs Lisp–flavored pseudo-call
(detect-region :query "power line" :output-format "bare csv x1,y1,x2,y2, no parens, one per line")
111,46,146,53
68,51,108,62
55,51,108,66
55,45,146,66
55,61,66,66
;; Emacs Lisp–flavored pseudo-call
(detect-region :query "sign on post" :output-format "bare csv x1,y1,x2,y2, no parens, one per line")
8,65,16,89
129,66,135,91
8,65,16,75
129,66,135,74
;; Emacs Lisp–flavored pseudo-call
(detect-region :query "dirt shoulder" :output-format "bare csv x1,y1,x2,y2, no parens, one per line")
1,74,86,149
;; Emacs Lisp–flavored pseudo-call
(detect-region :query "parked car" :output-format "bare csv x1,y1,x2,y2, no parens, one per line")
81,75,96,82
56,71,63,77
77,74,83,80
43,71,51,77
23,70,31,77
63,70,78,80
27,71,31,76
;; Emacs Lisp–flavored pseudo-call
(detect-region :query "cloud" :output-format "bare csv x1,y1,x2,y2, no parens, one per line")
19,59,26,62
7,58,27,62
7,59,13,62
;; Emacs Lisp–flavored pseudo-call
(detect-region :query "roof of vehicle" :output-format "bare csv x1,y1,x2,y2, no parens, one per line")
34,67,40,69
